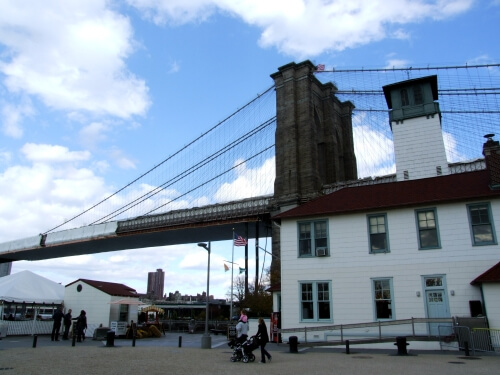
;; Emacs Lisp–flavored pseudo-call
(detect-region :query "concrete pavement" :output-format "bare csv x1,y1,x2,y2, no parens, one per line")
1,334,498,375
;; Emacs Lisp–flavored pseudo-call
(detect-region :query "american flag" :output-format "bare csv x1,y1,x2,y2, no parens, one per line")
316,64,325,71
233,232,248,247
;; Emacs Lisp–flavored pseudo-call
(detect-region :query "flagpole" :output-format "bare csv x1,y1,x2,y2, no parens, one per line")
230,229,235,321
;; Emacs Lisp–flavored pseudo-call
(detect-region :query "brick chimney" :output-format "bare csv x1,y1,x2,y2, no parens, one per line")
483,134,500,189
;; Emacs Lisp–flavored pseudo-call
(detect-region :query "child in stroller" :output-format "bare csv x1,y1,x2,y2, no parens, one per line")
228,335,260,363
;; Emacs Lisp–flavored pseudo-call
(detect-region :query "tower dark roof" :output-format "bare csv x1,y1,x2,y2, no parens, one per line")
382,75,438,109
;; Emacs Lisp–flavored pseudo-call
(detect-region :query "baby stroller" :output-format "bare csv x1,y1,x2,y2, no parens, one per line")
229,335,259,363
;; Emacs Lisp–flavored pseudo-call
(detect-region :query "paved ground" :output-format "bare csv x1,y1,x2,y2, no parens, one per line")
1,334,498,375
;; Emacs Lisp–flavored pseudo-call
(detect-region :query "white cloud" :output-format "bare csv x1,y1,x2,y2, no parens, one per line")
168,60,181,74
443,130,466,163
1,98,34,138
214,157,274,201
79,122,110,150
0,151,11,165
384,59,411,69
126,0,216,25
0,0,151,119
109,148,137,170
127,0,473,58
11,242,240,297
353,123,395,178
21,143,91,163
0,144,108,240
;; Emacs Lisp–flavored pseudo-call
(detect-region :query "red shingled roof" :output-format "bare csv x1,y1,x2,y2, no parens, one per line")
471,262,500,285
275,170,500,220
66,279,137,297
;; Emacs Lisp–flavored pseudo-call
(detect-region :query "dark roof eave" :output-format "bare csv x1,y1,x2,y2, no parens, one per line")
471,262,500,285
276,171,499,220
279,193,499,220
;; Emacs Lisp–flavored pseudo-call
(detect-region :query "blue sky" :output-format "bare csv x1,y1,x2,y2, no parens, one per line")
1,0,499,299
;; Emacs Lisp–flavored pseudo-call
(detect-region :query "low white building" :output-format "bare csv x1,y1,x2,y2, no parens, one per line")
471,262,500,329
274,75,500,342
65,279,140,337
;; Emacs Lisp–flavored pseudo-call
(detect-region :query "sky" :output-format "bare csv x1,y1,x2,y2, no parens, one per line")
1,0,499,300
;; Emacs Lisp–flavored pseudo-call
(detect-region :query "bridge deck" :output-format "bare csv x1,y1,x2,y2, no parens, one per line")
0,196,273,262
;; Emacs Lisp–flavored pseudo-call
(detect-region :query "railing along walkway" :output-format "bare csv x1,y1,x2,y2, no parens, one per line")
279,317,453,345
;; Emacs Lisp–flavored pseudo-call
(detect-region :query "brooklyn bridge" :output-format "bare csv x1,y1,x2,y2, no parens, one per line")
1,60,499,287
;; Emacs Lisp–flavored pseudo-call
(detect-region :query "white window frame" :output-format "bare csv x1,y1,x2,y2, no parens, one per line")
297,220,329,257
299,281,332,322
372,277,395,321
415,208,441,250
367,214,390,253
467,202,497,246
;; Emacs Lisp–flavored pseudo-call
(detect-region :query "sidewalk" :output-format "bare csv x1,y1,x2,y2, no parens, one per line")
1,334,498,375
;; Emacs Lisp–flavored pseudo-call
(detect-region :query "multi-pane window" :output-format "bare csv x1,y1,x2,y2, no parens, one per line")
368,214,389,253
416,208,440,249
298,220,328,257
413,85,423,104
301,283,313,319
400,89,410,106
119,304,128,321
467,203,496,245
373,278,393,320
299,223,312,256
300,282,331,322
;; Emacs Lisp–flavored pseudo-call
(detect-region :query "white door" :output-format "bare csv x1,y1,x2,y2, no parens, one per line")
426,289,450,336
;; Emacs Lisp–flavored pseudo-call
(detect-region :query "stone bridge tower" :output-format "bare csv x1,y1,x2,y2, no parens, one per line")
269,60,358,286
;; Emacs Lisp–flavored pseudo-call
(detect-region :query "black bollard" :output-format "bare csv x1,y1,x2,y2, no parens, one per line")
345,340,350,354
464,341,470,356
289,336,298,353
106,330,115,347
178,336,182,347
32,335,38,348
72,322,76,347
394,336,409,355
132,322,136,347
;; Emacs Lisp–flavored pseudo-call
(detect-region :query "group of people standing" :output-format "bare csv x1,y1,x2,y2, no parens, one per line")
51,307,87,342
235,311,272,364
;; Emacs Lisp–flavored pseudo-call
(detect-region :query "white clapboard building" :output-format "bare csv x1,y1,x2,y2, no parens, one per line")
274,75,500,343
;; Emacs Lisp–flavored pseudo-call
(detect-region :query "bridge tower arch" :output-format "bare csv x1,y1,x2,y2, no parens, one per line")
269,60,358,286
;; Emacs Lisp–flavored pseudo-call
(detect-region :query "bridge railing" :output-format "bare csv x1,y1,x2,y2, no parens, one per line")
117,195,272,233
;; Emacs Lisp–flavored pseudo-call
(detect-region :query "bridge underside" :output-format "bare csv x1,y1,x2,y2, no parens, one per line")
0,216,272,263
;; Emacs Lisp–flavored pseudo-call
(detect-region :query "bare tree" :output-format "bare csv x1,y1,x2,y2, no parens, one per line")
228,268,272,318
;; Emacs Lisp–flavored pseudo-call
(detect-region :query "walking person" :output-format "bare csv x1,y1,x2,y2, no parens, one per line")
235,313,249,345
62,309,72,340
51,306,64,341
75,310,87,342
256,317,272,363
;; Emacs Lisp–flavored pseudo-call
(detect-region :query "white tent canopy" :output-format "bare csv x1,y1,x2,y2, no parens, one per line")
0,270,64,304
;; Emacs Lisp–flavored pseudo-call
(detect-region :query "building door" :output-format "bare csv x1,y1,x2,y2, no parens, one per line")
424,276,450,336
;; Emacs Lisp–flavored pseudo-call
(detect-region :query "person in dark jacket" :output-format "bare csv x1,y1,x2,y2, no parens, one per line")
51,306,64,341
256,317,272,363
62,309,72,340
75,310,87,342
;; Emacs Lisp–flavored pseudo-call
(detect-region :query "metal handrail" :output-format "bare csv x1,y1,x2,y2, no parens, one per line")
279,317,453,344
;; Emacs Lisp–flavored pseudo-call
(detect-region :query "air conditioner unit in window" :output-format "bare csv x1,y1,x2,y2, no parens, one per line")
316,248,328,257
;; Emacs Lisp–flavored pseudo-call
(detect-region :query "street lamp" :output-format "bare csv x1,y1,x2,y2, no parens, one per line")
198,241,211,349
